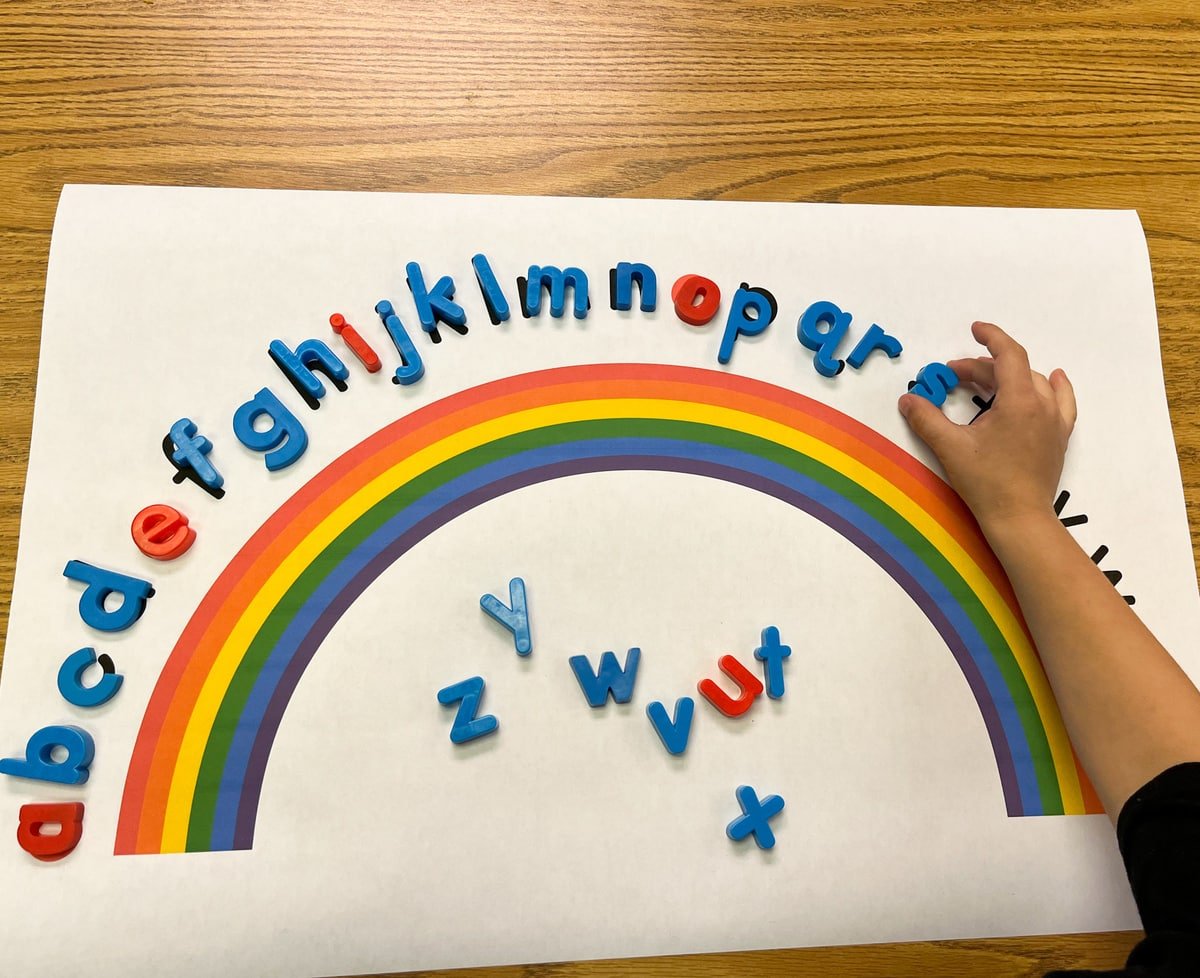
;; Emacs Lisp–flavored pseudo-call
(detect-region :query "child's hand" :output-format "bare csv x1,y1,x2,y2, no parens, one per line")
897,321,1077,534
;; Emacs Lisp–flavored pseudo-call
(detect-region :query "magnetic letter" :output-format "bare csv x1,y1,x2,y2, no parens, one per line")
753,626,791,699
523,265,589,319
375,300,425,385
846,323,903,369
726,785,785,850
329,313,382,373
232,387,309,471
406,261,467,337
569,648,641,707
0,726,95,785
480,577,532,656
437,676,499,745
268,338,349,410
672,274,721,326
798,300,852,377
17,803,85,862
698,654,764,717
57,647,123,708
717,285,777,365
610,262,657,312
910,362,960,406
63,560,153,632
167,418,224,492
131,503,195,561
472,254,511,325
646,697,694,756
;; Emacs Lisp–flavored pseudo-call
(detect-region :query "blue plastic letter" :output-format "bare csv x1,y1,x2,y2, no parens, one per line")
406,262,467,335
798,300,852,377
232,388,308,471
437,676,499,745
268,339,349,410
910,362,960,406
753,626,791,700
718,285,777,365
63,560,153,632
57,647,123,708
646,697,694,755
569,648,641,707
375,300,425,385
846,323,903,370
726,784,785,850
611,262,658,312
523,266,589,319
168,418,224,490
480,577,532,656
472,254,511,325
0,726,96,785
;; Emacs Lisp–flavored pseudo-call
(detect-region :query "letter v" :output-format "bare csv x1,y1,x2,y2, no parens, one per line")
646,697,694,755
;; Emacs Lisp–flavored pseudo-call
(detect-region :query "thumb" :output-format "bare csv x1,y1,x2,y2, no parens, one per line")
898,392,960,461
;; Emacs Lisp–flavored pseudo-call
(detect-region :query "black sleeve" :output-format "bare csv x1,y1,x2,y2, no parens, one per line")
1044,763,1200,978
1114,762,1200,975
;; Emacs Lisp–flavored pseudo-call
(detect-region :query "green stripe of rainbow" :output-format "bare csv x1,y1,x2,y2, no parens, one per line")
116,364,1101,854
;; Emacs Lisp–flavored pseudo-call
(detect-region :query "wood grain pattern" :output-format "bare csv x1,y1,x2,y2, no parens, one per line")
0,1,1196,975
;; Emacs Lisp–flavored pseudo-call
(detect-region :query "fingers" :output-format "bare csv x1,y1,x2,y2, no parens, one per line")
947,356,996,395
972,321,1032,392
898,392,962,459
1049,368,1077,431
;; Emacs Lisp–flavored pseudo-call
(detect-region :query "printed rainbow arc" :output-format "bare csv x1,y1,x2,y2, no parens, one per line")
115,363,1103,855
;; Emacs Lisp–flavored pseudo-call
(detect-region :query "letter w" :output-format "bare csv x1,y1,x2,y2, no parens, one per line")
569,648,641,707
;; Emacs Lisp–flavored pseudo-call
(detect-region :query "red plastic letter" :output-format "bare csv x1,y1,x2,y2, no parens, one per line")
330,313,382,373
131,504,196,560
698,654,764,717
671,274,722,327
17,802,84,862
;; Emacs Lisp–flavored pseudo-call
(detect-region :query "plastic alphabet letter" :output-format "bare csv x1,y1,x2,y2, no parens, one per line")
726,784,785,850
610,262,658,312
753,626,791,699
698,654,764,717
131,503,196,561
846,323,903,369
17,803,85,862
910,361,960,406
480,577,532,656
0,726,96,785
798,300,852,377
168,418,224,491
718,284,778,364
232,387,309,471
406,261,468,336
374,300,425,385
471,254,511,325
672,274,721,326
569,648,641,707
57,647,123,708
437,676,499,745
329,313,383,373
267,338,349,410
646,697,694,755
523,265,589,319
63,560,154,632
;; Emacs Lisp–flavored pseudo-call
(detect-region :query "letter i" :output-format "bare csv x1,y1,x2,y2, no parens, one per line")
329,314,382,373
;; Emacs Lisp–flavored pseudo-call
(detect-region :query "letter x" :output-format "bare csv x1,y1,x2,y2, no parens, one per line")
725,784,785,850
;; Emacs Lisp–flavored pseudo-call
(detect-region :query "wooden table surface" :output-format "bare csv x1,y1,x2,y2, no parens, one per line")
1,1,1196,975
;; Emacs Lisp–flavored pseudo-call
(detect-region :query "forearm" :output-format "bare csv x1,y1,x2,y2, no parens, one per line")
983,509,1200,819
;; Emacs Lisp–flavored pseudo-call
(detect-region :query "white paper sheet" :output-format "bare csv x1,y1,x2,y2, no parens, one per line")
1,186,1196,978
